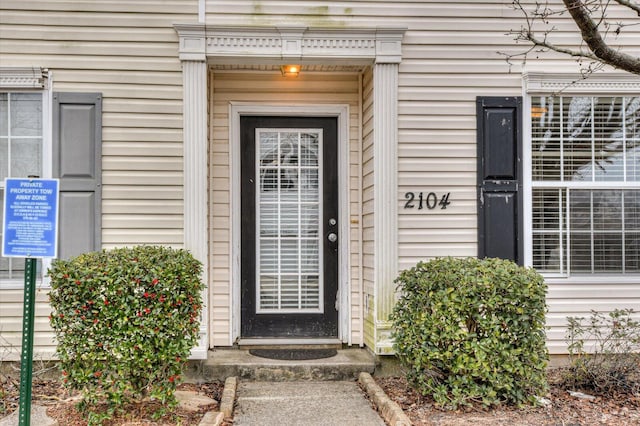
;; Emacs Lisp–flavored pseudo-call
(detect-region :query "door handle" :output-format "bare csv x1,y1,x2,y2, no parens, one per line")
327,232,337,243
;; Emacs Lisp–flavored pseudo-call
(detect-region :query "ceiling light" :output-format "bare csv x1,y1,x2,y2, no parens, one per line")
280,65,300,77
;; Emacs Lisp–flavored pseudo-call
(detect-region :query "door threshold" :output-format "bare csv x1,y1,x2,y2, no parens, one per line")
237,338,342,349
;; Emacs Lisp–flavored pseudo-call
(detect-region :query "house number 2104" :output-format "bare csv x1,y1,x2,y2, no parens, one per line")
404,192,451,210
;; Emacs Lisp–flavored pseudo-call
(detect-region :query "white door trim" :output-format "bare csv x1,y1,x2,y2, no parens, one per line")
229,103,350,344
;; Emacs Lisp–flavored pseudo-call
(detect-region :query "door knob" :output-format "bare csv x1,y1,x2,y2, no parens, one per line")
327,232,337,242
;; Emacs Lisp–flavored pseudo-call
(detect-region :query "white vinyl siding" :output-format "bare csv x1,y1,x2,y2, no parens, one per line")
0,0,198,360
2,1,639,357
361,66,375,350
203,1,640,354
210,70,362,346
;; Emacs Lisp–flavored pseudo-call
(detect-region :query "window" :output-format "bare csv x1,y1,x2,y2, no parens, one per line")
0,91,46,283
531,95,640,275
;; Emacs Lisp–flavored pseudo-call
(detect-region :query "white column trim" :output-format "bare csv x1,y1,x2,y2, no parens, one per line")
0,67,47,89
174,24,405,65
373,63,399,354
182,60,209,359
524,72,640,94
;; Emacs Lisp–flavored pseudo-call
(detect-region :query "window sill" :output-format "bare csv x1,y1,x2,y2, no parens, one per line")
541,274,640,285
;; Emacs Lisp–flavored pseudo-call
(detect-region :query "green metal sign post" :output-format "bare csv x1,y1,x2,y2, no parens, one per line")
18,258,37,426
2,178,60,426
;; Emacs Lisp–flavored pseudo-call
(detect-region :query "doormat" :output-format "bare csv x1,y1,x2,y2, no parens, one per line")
249,348,337,360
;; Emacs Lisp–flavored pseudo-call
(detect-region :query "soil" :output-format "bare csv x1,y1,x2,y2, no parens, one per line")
1,375,226,426
3,370,640,425
374,370,640,425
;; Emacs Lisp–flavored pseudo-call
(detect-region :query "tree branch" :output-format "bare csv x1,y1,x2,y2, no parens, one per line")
563,0,640,74
526,32,602,62
613,0,640,16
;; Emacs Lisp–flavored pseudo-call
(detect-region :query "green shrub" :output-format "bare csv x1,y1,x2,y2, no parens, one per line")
390,257,548,409
565,309,640,395
48,246,204,423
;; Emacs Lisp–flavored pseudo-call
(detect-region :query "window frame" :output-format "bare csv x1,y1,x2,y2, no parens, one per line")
523,73,640,280
0,69,53,289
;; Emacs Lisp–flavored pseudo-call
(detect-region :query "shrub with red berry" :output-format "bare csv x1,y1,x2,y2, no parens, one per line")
48,246,204,422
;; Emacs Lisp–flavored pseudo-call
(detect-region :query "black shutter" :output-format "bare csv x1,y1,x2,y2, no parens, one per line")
52,92,102,259
476,96,523,264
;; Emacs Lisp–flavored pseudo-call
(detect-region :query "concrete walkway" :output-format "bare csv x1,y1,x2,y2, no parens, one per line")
233,380,386,426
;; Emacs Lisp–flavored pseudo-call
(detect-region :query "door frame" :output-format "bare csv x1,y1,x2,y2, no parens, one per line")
229,102,351,344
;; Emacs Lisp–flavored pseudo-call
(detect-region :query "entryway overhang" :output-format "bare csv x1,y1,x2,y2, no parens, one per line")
175,24,406,353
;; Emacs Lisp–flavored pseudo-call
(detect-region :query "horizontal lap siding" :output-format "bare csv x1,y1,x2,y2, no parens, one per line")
2,0,637,358
0,291,55,361
204,1,640,354
210,71,361,346
397,2,640,353
546,280,640,354
0,1,198,359
361,67,375,350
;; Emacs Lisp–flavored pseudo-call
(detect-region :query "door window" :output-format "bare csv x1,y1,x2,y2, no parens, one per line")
256,129,323,312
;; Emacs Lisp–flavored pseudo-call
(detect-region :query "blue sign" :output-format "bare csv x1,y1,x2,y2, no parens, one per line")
2,178,59,258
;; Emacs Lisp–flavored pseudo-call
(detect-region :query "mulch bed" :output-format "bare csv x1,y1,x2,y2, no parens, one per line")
5,369,640,425
374,370,640,425
1,375,225,426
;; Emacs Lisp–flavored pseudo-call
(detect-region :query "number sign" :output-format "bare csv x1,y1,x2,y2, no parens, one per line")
403,192,451,210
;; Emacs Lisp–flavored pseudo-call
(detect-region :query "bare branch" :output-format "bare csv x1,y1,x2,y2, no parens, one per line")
527,32,602,62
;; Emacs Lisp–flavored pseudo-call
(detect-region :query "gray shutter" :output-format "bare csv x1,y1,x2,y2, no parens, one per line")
52,92,102,259
476,96,523,264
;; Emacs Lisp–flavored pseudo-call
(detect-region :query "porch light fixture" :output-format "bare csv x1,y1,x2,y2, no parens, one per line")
280,64,300,77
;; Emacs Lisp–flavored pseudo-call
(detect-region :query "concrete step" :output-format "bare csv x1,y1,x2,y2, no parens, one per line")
185,348,375,382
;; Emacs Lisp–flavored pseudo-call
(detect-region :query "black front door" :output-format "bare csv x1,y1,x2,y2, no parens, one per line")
240,116,339,338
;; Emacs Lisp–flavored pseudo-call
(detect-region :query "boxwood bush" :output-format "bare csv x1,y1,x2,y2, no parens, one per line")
48,246,204,423
390,257,548,408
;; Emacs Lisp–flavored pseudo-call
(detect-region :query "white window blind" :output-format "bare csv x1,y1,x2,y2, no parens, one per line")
531,96,640,275
256,129,323,312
